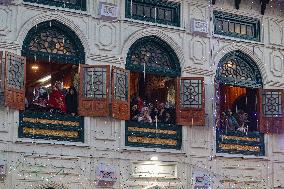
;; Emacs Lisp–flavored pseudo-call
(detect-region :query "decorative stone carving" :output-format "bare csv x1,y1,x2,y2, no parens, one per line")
93,117,116,141
268,19,284,46
0,8,11,36
190,37,207,65
270,50,284,77
96,23,117,51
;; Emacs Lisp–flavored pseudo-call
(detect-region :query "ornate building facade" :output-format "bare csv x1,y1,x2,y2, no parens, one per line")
0,0,284,188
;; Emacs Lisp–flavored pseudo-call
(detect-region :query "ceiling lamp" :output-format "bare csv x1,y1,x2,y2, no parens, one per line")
38,75,51,83
31,65,39,72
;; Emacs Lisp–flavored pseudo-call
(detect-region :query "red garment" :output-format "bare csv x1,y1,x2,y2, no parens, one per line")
48,89,66,113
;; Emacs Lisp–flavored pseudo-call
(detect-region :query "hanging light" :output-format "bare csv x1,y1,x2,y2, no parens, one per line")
31,65,39,72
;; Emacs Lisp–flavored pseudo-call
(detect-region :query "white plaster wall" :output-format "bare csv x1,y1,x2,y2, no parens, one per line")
0,0,284,188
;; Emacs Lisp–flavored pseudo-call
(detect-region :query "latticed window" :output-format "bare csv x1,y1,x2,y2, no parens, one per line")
113,68,128,101
125,0,180,27
126,36,180,77
83,67,108,99
29,29,76,56
214,11,260,41
23,0,86,11
22,20,85,64
217,51,262,88
220,60,255,81
262,91,283,117
180,79,203,109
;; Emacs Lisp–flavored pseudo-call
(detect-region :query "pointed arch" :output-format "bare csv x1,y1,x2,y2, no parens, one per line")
33,181,69,189
122,28,184,69
216,50,263,88
126,35,181,77
213,44,267,84
17,12,89,57
22,20,85,64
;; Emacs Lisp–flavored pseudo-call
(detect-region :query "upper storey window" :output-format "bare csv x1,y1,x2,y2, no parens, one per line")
23,0,86,11
213,11,260,42
125,0,181,27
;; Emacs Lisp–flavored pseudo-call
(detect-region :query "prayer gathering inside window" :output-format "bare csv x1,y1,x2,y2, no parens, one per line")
130,72,176,124
218,85,258,134
25,58,79,116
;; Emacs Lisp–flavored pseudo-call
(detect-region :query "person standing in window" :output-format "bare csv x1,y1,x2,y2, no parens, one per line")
65,86,78,116
49,81,66,113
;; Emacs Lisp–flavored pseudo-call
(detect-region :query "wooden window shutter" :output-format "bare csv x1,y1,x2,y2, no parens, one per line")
4,52,26,110
111,66,130,120
258,89,284,134
176,77,205,126
78,64,110,117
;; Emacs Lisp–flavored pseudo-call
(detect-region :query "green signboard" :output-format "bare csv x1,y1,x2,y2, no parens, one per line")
126,121,182,150
19,110,84,142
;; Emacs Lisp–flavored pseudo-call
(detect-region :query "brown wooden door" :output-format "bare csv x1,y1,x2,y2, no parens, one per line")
176,77,205,126
4,52,26,110
258,89,284,134
78,64,110,117
111,66,130,120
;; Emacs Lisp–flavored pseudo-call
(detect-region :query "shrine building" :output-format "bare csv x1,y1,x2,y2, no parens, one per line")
0,0,284,188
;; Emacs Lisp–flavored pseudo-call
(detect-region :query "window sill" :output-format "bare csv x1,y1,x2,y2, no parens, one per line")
15,138,89,147
122,146,186,155
214,152,268,160
212,34,264,45
123,18,186,32
22,2,89,16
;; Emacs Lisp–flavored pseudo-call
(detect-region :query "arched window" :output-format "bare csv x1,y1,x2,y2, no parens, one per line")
215,50,283,156
216,50,262,88
15,20,86,142
126,36,180,77
125,36,204,150
22,20,85,64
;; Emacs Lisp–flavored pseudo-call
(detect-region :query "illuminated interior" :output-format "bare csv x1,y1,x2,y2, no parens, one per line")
219,84,258,132
25,58,79,114
130,72,176,124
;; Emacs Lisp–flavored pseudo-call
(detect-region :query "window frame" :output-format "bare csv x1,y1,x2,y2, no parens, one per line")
125,0,181,27
213,11,260,42
23,0,87,11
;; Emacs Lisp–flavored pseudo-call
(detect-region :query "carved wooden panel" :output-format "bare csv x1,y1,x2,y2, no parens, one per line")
258,89,284,134
111,66,130,120
176,77,205,126
4,52,26,110
78,64,110,117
